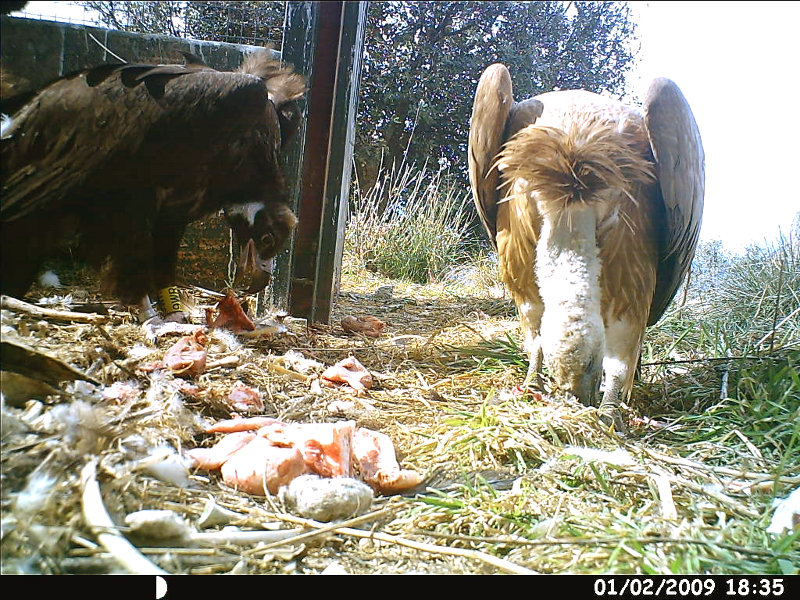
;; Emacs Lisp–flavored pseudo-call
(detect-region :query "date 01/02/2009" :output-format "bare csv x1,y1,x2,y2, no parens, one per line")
592,577,787,598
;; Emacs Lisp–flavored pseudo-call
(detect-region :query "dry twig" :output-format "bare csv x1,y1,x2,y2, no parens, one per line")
2,295,109,324
80,459,168,575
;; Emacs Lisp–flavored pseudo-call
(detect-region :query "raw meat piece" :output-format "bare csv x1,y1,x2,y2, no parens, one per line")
341,315,386,338
206,291,255,333
284,421,355,478
227,380,264,412
185,431,257,470
320,357,373,392
163,329,208,377
190,419,419,497
204,416,280,433
352,427,423,494
220,436,307,495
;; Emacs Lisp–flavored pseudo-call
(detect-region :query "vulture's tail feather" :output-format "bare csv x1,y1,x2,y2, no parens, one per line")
497,118,654,215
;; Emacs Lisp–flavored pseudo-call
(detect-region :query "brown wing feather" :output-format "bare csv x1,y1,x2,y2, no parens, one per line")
468,64,544,248
505,98,544,141
644,78,705,324
1,64,275,221
468,64,514,248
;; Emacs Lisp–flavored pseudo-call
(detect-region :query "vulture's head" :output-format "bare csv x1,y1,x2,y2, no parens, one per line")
224,201,297,294
221,50,305,294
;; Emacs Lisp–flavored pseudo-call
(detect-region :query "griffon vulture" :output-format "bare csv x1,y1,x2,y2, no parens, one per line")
468,64,704,428
1,51,304,326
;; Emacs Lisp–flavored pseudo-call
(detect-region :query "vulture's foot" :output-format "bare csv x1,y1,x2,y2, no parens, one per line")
521,346,545,392
598,402,628,436
163,310,187,323
521,369,544,395
139,294,199,341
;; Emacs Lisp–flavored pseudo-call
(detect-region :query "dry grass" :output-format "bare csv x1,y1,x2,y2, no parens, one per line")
2,246,797,575
347,161,476,284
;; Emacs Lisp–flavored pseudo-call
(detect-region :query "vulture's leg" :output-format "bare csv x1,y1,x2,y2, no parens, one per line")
102,205,174,331
140,296,201,341
518,300,544,390
138,295,159,322
1,229,45,300
140,218,200,340
0,212,58,299
598,317,642,433
151,218,188,322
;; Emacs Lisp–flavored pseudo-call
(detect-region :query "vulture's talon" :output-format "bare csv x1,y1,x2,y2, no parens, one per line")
163,311,188,324
598,406,628,437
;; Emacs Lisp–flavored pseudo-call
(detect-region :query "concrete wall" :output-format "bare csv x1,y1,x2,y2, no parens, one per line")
1,15,274,293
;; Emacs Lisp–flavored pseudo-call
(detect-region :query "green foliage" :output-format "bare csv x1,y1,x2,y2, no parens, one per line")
652,351,799,464
84,0,188,37
346,161,473,284
647,232,800,363
83,1,285,46
712,238,799,351
627,232,800,440
356,1,638,192
183,1,285,45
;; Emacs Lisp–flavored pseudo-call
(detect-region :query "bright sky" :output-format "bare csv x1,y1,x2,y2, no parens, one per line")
627,1,800,252
12,1,800,253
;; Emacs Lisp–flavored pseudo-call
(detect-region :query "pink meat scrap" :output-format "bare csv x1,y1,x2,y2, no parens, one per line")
187,418,421,496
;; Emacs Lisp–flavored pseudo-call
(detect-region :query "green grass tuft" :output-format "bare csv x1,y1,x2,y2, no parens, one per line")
346,161,474,284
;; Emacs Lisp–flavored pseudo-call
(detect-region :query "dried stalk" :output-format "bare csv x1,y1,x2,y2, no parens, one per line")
2,295,109,324
245,506,397,556
80,459,168,575
643,447,800,485
263,356,311,383
265,511,537,575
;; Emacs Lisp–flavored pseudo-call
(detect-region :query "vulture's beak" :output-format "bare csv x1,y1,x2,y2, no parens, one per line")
234,238,274,294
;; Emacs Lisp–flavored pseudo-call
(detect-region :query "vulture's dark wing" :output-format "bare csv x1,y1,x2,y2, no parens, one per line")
468,64,542,248
644,78,705,325
1,62,279,222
